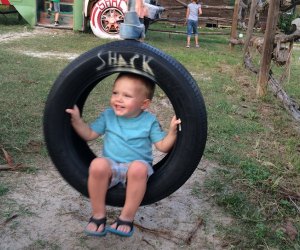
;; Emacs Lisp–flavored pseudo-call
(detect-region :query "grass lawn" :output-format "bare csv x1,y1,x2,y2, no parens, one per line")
0,16,300,248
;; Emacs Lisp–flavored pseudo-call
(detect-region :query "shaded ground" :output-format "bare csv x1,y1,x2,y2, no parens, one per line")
0,158,231,250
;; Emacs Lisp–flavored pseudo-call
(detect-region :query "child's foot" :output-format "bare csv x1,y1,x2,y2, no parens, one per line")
195,44,200,48
107,217,134,237
54,21,59,26
186,45,190,48
84,217,107,237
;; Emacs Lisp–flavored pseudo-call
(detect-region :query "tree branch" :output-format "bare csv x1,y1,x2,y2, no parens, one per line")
280,0,300,12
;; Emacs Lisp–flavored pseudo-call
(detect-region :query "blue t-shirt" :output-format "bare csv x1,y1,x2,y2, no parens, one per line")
90,108,166,165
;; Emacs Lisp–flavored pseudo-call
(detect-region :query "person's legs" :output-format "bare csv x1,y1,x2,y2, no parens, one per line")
48,1,53,15
110,160,148,233
144,17,150,33
195,34,199,47
54,12,59,22
191,20,199,47
187,35,191,47
53,2,60,25
135,0,146,18
86,157,112,233
186,20,193,47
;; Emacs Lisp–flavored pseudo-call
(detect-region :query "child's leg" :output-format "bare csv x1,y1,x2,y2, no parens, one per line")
86,157,112,232
53,2,60,23
192,21,199,46
110,160,148,233
54,12,59,22
187,35,191,47
186,20,192,47
135,0,144,18
48,1,53,15
195,34,199,46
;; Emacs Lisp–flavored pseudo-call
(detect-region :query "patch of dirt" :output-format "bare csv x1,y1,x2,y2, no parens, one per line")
0,27,71,43
0,158,231,250
16,50,79,60
1,27,78,60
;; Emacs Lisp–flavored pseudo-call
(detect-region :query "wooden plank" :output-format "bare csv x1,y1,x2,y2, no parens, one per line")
257,0,280,97
201,5,234,10
243,0,259,56
230,0,240,48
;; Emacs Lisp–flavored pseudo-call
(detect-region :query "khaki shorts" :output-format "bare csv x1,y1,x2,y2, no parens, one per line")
105,158,154,189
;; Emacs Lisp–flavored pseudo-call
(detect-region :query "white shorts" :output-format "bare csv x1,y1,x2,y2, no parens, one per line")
105,158,154,189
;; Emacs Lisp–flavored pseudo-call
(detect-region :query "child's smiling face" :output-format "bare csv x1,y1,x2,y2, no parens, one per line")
110,75,150,118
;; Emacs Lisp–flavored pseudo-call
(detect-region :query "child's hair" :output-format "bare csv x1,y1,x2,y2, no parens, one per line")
115,72,156,100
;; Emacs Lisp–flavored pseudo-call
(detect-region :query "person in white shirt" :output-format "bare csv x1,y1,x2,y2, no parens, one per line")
185,0,202,48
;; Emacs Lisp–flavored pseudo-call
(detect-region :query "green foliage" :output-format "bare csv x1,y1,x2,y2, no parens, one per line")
217,191,248,217
255,223,268,240
229,0,235,6
0,185,9,196
278,12,297,34
240,161,271,184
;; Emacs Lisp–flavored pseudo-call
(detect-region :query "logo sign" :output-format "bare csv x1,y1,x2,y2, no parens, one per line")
97,50,154,76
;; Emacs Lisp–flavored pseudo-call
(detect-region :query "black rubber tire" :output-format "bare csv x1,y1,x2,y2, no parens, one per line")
43,40,207,206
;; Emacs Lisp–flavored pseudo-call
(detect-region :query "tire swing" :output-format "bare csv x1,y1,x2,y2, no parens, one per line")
43,16,207,208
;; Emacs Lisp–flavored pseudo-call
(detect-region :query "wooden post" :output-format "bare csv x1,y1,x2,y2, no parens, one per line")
243,0,258,56
257,0,280,97
230,0,240,49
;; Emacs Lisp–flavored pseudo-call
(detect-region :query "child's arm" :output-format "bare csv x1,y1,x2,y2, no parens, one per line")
185,7,190,24
198,6,202,15
135,0,145,18
154,116,181,153
65,105,100,141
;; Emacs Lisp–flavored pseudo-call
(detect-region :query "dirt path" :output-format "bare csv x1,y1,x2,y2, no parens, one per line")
0,157,230,250
0,27,79,60
0,27,67,43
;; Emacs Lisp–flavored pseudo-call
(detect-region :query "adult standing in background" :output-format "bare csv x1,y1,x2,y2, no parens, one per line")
185,0,202,48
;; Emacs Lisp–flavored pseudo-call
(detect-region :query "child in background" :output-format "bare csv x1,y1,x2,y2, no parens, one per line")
185,0,202,48
48,0,60,26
